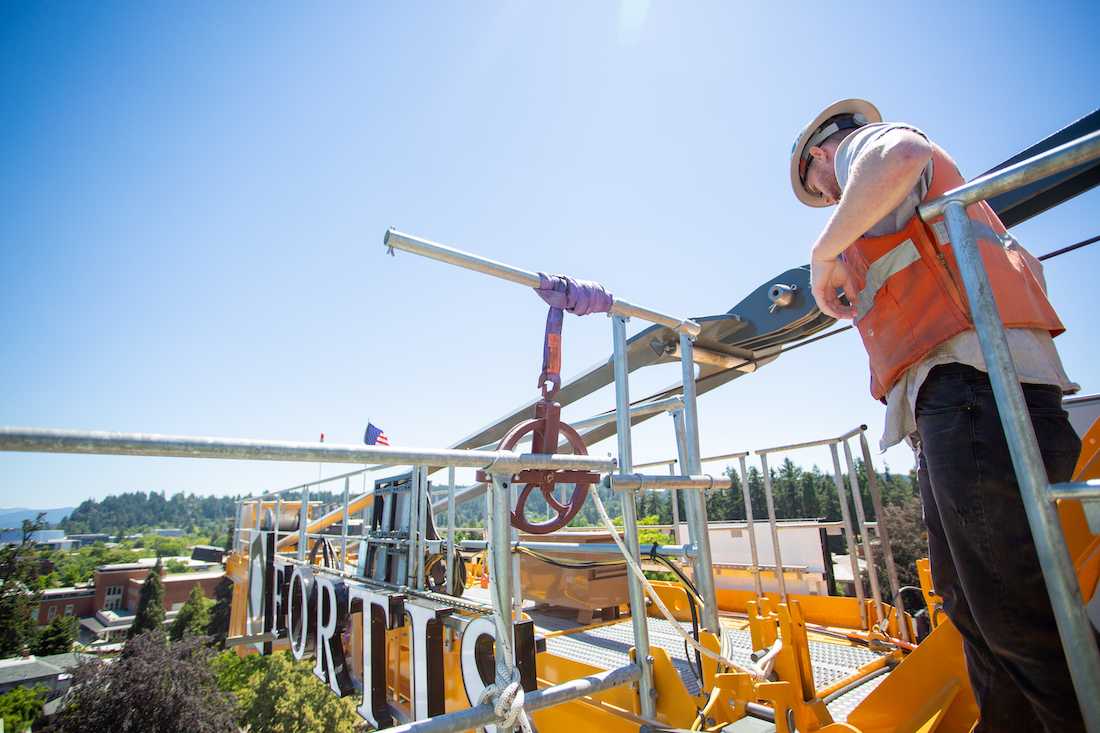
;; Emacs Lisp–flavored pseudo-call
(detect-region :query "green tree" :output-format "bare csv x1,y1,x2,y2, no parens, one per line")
206,577,234,648
53,632,235,732
214,651,363,732
171,584,213,641
33,614,78,655
872,495,927,601
0,685,47,732
165,558,190,574
0,515,45,657
128,558,165,638
635,515,669,545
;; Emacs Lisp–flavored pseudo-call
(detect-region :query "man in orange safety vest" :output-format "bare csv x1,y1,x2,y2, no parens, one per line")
790,98,1091,732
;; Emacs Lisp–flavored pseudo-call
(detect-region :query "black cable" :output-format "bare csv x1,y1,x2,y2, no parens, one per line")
517,547,625,570
1038,233,1100,261
652,554,706,682
650,545,705,683
779,324,853,354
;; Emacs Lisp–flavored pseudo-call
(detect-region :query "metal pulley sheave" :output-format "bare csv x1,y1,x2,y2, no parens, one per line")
476,273,612,533
479,398,598,534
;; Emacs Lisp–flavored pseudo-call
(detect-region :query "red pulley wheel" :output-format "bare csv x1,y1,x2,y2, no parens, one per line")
493,417,597,534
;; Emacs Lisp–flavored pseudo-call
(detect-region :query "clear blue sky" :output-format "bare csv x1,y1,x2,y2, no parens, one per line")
2,1,1098,509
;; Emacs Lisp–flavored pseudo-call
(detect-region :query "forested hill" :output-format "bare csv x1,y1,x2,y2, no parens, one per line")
61,491,241,535
60,488,349,535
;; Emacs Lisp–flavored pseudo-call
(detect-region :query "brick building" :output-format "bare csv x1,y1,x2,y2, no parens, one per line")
124,569,224,613
36,585,96,626
94,562,153,612
32,557,224,646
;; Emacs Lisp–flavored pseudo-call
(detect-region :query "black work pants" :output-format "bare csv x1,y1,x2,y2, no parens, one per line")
915,363,1094,732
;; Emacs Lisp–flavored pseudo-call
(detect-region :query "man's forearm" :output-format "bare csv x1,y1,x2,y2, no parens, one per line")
812,132,932,260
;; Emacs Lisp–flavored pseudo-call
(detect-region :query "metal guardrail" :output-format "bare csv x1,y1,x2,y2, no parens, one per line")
919,129,1100,220
0,427,615,472
606,473,729,491
10,130,1094,731
382,230,722,720
384,229,702,337
919,129,1100,730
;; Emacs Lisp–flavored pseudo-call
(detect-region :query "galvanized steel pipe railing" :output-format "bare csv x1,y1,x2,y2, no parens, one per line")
568,395,684,435
842,440,884,626
459,539,697,558
738,453,765,597
668,462,682,541
611,314,657,719
605,474,730,492
672,405,721,633
674,330,725,632
0,427,615,473
857,431,909,642
940,198,1100,728
754,425,868,456
384,229,701,337
487,473,517,732
758,452,788,602
1046,480,1100,503
298,485,310,562
919,129,1100,221
829,443,868,630
446,466,457,594
254,466,372,502
377,663,642,733
634,448,750,471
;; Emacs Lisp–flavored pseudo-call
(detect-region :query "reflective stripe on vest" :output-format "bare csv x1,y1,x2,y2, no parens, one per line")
853,217,1010,325
846,142,1064,401
853,239,920,323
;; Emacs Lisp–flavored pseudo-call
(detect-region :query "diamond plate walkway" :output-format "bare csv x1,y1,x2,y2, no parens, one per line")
534,612,887,711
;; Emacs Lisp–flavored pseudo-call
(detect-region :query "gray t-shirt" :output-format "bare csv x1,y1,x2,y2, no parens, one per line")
834,122,933,236
832,123,1076,450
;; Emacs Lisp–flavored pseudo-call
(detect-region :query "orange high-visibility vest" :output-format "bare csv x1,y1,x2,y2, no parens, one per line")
842,143,1065,401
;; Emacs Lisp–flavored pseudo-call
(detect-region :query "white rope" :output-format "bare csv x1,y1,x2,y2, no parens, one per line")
589,488,762,678
483,522,535,733
749,639,782,679
477,663,532,733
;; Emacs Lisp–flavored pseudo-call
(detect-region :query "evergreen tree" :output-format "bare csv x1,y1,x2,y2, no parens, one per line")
0,515,46,657
725,467,747,520
33,615,78,656
128,558,165,638
206,577,234,648
171,584,213,641
777,458,803,517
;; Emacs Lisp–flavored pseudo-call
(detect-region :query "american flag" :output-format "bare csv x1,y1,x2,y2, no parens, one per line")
364,422,389,446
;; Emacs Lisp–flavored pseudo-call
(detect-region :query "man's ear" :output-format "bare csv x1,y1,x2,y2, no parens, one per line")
808,145,827,161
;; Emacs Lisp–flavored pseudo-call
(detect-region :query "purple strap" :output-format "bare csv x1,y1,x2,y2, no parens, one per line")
535,273,614,316
534,274,613,397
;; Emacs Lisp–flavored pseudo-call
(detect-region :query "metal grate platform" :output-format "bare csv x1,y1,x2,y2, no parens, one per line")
825,671,888,722
537,613,886,702
543,617,708,695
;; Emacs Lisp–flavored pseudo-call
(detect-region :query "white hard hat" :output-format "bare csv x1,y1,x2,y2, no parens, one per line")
790,98,881,207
